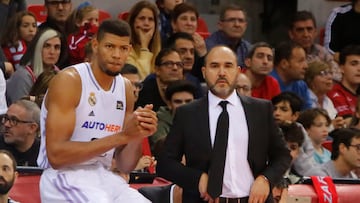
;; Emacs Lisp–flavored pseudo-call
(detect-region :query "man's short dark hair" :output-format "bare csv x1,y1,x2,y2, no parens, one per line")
0,150,17,170
289,11,317,29
339,45,360,65
165,80,196,101
219,4,246,21
274,41,303,66
120,64,139,75
172,3,198,22
97,19,131,41
246,41,273,59
279,122,304,147
155,48,178,67
165,32,194,49
271,92,303,114
330,128,360,160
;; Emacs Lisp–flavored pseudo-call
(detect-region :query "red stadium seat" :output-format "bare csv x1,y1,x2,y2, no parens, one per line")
9,174,41,203
118,11,129,21
99,9,112,23
27,4,47,24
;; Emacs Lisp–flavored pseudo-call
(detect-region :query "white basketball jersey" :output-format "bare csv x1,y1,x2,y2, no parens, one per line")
37,62,127,169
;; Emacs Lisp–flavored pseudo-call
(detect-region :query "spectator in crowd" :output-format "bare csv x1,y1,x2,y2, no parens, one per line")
120,64,143,101
243,42,280,100
206,4,251,69
165,32,204,98
156,0,183,43
324,0,360,59
136,48,184,112
328,45,360,126
1,11,37,71
235,73,252,97
305,128,360,178
150,80,196,153
6,28,61,105
126,0,161,80
278,122,304,184
21,70,57,107
288,11,340,81
297,108,332,165
271,41,311,110
0,150,19,203
0,100,40,166
66,2,99,65
171,3,207,82
39,0,73,68
304,60,346,129
0,0,27,39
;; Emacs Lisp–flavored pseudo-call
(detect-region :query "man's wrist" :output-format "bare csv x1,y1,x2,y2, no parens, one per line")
258,175,269,184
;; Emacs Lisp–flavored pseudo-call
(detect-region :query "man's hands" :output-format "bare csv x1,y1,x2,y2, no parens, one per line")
122,104,157,140
249,175,270,203
198,173,216,202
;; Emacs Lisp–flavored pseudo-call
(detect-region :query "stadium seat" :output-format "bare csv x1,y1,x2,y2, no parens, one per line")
27,4,47,24
322,140,332,152
118,11,129,21
99,9,112,23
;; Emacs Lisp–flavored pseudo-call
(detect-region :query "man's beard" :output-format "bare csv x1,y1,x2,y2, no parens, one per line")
0,175,15,195
99,64,121,77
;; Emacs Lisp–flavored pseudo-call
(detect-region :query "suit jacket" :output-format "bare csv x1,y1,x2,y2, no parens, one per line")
157,94,291,203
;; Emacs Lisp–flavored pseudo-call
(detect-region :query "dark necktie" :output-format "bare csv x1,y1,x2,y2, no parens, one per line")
207,100,229,199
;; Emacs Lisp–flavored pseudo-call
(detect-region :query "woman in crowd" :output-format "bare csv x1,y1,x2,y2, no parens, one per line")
304,60,346,129
6,28,61,105
126,0,161,80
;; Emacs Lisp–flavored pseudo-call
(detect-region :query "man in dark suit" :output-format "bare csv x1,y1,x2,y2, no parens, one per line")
157,45,291,203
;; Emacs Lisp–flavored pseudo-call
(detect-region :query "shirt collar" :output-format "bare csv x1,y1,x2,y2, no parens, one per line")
208,90,239,108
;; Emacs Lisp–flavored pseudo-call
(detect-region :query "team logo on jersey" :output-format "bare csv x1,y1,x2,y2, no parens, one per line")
88,92,97,106
116,101,124,110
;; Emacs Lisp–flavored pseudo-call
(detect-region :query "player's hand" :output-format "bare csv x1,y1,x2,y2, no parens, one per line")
123,104,157,139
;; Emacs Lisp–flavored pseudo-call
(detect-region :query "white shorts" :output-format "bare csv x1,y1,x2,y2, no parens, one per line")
39,164,150,203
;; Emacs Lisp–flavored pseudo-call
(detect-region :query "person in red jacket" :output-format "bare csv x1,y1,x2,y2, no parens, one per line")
66,2,99,65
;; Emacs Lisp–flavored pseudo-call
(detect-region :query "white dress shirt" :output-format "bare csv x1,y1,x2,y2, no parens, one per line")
208,90,254,198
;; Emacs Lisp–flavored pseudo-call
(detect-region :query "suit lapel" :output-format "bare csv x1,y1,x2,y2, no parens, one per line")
196,96,212,152
239,95,256,170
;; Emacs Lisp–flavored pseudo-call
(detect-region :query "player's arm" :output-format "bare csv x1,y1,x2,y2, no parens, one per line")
45,69,146,169
114,78,158,173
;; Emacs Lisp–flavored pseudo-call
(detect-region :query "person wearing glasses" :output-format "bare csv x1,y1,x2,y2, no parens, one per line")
305,128,360,179
120,64,143,101
38,0,73,68
205,4,251,69
136,48,184,112
304,60,346,129
0,100,40,166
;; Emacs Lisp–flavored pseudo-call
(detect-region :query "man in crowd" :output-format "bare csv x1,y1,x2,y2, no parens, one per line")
243,42,280,100
271,41,311,109
206,4,251,69
288,11,340,81
0,100,40,166
0,150,19,203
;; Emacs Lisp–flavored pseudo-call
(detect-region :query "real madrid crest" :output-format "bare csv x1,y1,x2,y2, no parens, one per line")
88,92,97,106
